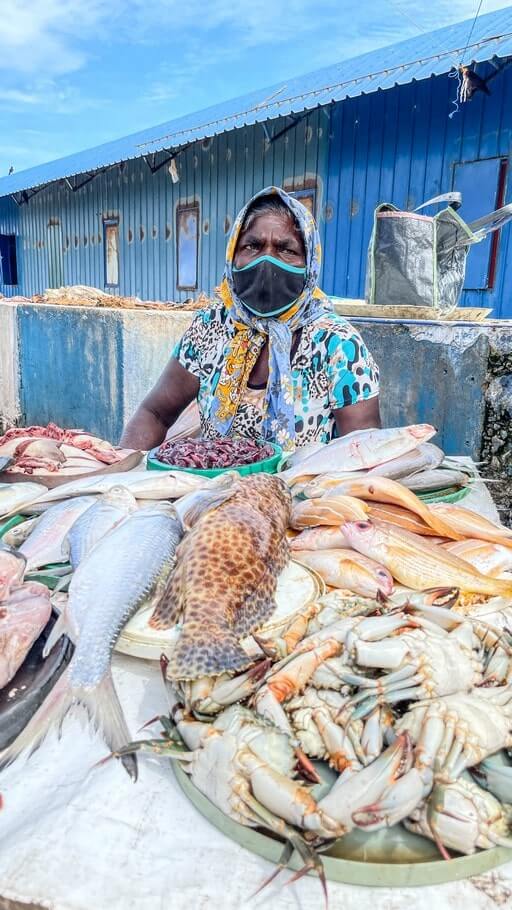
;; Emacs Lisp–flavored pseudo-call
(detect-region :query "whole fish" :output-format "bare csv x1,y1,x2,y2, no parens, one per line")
0,543,26,600
0,582,52,688
291,496,369,529
343,519,512,597
281,425,436,483
0,504,183,778
368,503,444,537
430,503,512,549
19,496,97,571
66,486,138,570
0,482,48,519
296,548,394,598
442,539,512,577
150,474,292,679
368,443,444,479
1,470,213,518
290,526,350,551
300,472,367,499
322,476,461,539
400,467,468,492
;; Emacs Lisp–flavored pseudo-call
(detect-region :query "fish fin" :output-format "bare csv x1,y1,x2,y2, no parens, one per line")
173,474,239,530
42,611,72,658
233,544,289,638
166,620,252,679
149,559,184,630
0,668,137,780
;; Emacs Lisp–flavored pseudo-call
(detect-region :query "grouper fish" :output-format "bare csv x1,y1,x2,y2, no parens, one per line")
0,504,183,778
150,474,292,680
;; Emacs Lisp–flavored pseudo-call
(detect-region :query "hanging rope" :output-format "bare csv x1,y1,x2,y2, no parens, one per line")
449,0,486,117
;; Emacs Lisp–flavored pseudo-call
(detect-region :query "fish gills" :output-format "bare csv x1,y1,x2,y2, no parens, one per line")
151,474,292,680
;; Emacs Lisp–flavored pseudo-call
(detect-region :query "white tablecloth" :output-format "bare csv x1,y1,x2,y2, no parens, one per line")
1,467,510,910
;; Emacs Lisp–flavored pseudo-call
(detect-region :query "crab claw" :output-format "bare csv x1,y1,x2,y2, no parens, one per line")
352,765,433,829
311,733,413,836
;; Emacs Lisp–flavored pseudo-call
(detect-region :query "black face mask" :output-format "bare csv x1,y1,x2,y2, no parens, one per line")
232,255,306,317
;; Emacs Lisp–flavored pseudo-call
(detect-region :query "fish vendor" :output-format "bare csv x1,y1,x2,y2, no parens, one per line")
121,187,380,453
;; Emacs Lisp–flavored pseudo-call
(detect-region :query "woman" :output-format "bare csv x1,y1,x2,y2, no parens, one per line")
121,187,380,453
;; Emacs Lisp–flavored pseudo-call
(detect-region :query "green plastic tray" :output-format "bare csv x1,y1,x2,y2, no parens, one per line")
417,485,471,504
147,440,283,478
172,761,512,888
0,513,27,539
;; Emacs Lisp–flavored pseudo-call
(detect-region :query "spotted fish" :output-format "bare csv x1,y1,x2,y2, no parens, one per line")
150,474,292,679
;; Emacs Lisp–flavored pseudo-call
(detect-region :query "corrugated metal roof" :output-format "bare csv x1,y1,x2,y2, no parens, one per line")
2,6,512,198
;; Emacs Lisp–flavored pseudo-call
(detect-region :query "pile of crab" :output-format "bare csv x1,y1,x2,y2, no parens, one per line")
112,584,512,890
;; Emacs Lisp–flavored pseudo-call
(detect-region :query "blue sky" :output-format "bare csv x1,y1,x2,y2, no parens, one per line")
1,0,511,176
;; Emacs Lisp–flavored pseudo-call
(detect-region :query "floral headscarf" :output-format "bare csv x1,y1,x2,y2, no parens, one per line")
208,186,331,452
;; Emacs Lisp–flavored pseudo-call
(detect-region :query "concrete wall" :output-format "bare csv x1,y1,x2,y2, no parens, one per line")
1,302,510,466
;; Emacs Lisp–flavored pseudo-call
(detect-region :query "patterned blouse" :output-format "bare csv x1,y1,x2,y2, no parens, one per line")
173,304,379,447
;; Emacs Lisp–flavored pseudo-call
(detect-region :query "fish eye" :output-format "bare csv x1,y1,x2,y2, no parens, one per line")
356,521,371,529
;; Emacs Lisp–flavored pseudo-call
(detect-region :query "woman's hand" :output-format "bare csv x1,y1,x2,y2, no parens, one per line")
334,396,382,437
120,358,199,450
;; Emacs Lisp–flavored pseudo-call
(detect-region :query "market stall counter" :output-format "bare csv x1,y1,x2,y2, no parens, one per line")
0,458,511,910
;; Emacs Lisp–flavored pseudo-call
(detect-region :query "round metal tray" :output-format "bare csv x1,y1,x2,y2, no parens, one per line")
172,761,512,887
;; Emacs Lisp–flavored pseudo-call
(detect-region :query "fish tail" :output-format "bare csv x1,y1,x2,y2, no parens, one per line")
0,669,137,780
166,623,252,680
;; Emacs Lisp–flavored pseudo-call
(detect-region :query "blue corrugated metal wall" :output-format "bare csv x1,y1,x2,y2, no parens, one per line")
324,66,512,316
0,109,329,303
1,68,511,314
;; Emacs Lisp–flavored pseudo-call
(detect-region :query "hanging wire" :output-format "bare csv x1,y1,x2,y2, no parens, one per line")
460,0,485,65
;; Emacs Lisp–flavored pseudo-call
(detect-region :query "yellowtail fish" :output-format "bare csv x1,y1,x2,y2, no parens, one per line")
291,496,369,529
342,519,512,597
290,526,350,551
321,476,462,539
281,425,437,483
367,503,446,537
442,539,512,577
430,503,512,549
296,548,394,598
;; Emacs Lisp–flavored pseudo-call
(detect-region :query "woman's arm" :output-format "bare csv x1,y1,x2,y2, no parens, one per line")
120,358,199,450
334,395,382,437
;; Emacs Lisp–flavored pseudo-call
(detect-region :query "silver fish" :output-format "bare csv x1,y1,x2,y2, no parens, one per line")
400,467,468,492
0,482,48,519
2,470,213,516
2,515,40,548
0,503,183,778
66,486,138,570
281,425,437,483
367,443,444,479
19,496,97,571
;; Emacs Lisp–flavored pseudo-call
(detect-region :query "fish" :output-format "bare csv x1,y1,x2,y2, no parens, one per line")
291,496,369,529
299,472,367,499
280,425,437,483
442,539,512,577
150,474,292,679
290,526,350,551
321,476,461,539
368,503,447,537
0,543,26,600
0,504,183,778
0,582,52,689
429,503,512,549
296,549,394,598
19,496,97,571
368,443,445,479
66,486,138,570
2,515,41,548
400,468,468,492
343,519,512,597
0,470,213,518
0,482,48,519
